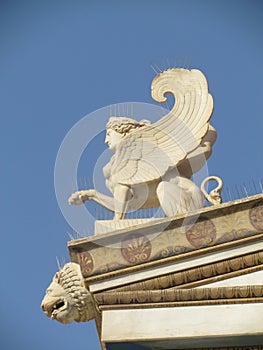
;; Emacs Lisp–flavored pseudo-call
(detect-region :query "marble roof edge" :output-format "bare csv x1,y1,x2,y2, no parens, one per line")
68,193,263,247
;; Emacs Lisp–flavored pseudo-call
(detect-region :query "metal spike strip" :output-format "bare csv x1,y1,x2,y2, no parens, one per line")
166,57,171,70
67,231,75,241
243,183,249,197
235,184,241,199
252,179,257,195
56,256,61,270
150,64,159,74
162,58,167,71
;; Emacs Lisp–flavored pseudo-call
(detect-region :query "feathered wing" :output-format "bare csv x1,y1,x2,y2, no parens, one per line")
177,124,217,178
111,68,214,186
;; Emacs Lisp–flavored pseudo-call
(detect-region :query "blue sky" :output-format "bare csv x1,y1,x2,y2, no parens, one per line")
1,1,262,349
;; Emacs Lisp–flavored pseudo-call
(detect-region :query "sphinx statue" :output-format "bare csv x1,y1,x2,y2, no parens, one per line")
68,68,223,219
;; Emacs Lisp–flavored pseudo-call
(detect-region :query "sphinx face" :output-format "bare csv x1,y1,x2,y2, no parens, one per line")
105,128,123,152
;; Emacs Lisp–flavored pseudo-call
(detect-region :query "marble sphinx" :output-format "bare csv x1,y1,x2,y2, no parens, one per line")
69,68,223,219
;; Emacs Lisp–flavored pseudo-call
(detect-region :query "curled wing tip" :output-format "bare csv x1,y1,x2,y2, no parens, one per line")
111,68,216,186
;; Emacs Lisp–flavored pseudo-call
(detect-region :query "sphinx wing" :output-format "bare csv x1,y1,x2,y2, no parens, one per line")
111,68,214,185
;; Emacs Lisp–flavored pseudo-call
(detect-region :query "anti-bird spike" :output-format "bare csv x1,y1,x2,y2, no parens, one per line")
56,256,62,270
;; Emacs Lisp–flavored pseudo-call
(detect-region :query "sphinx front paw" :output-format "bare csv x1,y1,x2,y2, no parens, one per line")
68,191,85,206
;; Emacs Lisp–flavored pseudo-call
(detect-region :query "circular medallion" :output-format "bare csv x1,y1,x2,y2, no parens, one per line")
249,200,263,231
78,251,94,277
185,217,216,249
121,233,151,264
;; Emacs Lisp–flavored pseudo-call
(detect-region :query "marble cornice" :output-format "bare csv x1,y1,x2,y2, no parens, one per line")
68,194,263,283
111,250,263,292
95,285,263,309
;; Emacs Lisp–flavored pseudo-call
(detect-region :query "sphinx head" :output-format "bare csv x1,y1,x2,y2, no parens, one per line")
105,116,151,152
41,262,95,324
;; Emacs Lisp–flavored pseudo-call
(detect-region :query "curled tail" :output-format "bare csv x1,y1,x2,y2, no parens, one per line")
201,176,223,205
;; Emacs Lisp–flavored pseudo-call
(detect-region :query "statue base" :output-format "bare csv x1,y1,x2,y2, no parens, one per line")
94,218,159,235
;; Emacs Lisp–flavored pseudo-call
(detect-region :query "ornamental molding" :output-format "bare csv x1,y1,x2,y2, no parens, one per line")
95,285,263,308
112,251,263,292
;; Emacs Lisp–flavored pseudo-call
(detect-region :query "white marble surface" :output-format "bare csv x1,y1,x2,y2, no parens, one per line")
197,269,263,288
102,304,263,345
94,218,157,235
